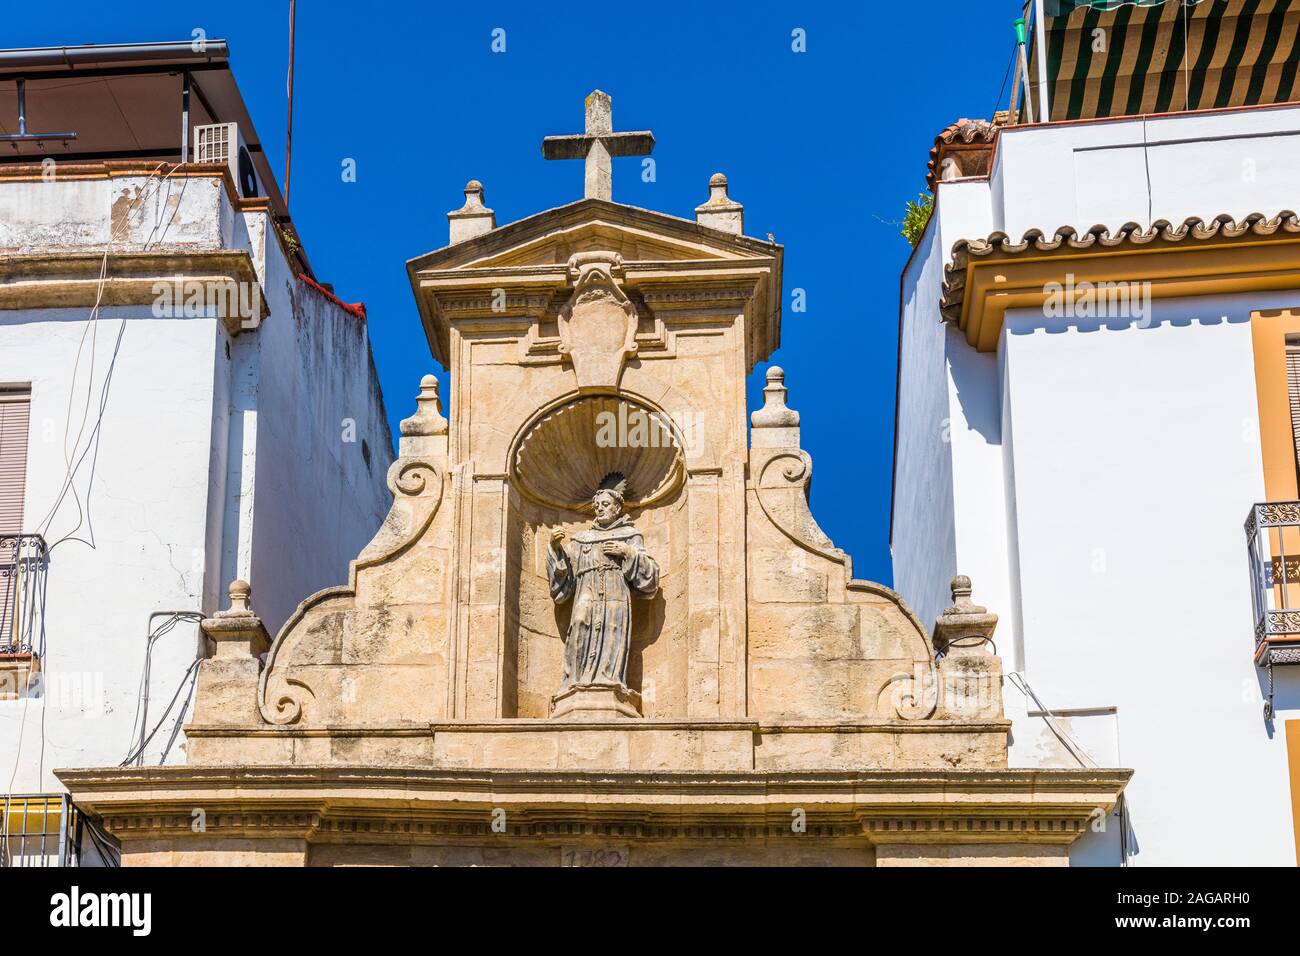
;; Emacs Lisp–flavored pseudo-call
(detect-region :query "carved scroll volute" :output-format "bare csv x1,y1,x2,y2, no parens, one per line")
558,251,639,391
749,368,839,561
357,374,449,567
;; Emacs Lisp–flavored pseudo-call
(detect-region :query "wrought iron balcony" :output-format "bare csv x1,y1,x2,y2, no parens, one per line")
0,533,46,657
1244,503,1300,715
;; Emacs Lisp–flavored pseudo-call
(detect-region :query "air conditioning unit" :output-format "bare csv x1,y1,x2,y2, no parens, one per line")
193,122,261,199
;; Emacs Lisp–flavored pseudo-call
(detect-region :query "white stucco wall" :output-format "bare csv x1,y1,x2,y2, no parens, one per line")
0,306,219,791
0,171,393,794
0,173,226,253
1002,292,1300,865
891,217,958,631
994,103,1300,238
246,229,394,637
894,104,1300,865
893,180,1005,634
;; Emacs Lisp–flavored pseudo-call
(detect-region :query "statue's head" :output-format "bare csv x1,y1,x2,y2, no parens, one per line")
592,473,627,527
592,489,624,526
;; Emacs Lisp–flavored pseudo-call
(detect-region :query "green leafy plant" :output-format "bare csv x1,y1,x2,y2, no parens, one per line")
901,192,934,246
280,224,301,255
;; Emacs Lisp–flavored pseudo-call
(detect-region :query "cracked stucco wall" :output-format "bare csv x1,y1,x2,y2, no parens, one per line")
0,174,393,791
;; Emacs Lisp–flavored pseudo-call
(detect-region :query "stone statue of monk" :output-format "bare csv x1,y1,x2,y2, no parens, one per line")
547,481,659,692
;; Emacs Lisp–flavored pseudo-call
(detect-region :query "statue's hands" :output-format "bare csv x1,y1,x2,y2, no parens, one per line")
550,529,567,554
601,541,630,564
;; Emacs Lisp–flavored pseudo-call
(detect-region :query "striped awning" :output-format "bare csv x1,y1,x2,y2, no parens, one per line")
1030,0,1300,121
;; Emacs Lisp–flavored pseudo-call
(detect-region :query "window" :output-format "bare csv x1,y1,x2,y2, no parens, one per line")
0,386,32,654
1287,344,1300,492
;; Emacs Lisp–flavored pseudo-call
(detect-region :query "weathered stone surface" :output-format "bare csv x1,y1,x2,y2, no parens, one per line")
58,110,1130,866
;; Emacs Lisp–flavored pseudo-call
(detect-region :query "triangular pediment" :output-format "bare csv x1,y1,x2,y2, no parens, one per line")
407,198,780,274
406,198,783,367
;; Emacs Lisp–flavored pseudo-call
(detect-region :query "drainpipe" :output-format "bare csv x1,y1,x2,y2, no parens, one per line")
1014,17,1035,123
180,70,191,163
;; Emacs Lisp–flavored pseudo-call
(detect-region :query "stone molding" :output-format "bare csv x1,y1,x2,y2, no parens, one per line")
408,199,782,368
60,764,1132,857
0,248,270,334
943,210,1300,352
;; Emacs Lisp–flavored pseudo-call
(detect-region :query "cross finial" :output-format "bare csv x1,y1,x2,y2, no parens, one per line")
541,90,654,201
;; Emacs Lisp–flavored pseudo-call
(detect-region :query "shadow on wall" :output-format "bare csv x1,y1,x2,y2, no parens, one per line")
945,323,1000,445
1068,800,1138,868
1005,305,1251,339
1262,667,1300,739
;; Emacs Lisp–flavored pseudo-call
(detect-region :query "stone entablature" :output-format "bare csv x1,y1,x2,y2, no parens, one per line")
58,765,1130,867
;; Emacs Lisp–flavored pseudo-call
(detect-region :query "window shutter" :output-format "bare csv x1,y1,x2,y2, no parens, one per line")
0,388,31,650
0,388,31,537
1288,349,1300,489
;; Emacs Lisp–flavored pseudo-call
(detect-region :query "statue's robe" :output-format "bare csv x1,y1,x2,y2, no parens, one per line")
547,515,659,689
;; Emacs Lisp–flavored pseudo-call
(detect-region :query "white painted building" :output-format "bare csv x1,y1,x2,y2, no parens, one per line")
0,42,393,849
894,90,1300,863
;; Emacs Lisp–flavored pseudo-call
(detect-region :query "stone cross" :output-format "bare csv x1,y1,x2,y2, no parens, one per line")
541,90,654,201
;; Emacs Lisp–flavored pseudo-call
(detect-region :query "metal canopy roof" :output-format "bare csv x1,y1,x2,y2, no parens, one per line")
0,40,288,219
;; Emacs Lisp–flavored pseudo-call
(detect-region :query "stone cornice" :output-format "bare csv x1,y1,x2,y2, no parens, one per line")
59,764,1132,847
408,198,781,272
182,717,1013,737
415,260,772,366
58,763,1134,795
0,248,270,334
942,210,1300,352
406,200,782,368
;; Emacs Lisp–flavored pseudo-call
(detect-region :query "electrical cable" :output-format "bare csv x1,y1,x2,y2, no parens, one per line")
80,809,120,867
37,163,190,554
5,163,195,802
1007,672,1133,865
2,163,200,845
158,659,201,765
121,655,202,768
993,42,1016,121
1006,671,1099,768
126,611,204,766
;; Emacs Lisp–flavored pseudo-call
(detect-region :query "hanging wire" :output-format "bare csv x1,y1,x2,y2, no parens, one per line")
124,610,204,767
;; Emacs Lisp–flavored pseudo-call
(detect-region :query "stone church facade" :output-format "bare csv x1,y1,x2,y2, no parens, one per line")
61,95,1129,867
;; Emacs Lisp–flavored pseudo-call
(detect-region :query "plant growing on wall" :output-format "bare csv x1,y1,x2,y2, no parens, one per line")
901,192,934,246
280,224,302,256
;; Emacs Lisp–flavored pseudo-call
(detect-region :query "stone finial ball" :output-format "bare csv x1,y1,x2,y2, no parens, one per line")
766,366,785,383
229,579,251,599
709,172,727,187
950,574,972,597
420,374,439,389
465,180,483,191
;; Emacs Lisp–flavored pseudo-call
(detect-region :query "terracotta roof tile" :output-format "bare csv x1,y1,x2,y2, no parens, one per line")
926,119,999,192
941,210,1300,323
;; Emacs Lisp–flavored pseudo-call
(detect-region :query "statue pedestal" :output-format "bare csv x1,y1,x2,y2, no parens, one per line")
551,683,642,720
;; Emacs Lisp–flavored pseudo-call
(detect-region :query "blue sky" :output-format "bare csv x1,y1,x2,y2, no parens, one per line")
12,1,1024,587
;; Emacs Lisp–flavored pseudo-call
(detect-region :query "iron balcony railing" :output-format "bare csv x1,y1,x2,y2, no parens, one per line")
0,794,82,867
0,533,46,657
1244,502,1300,664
